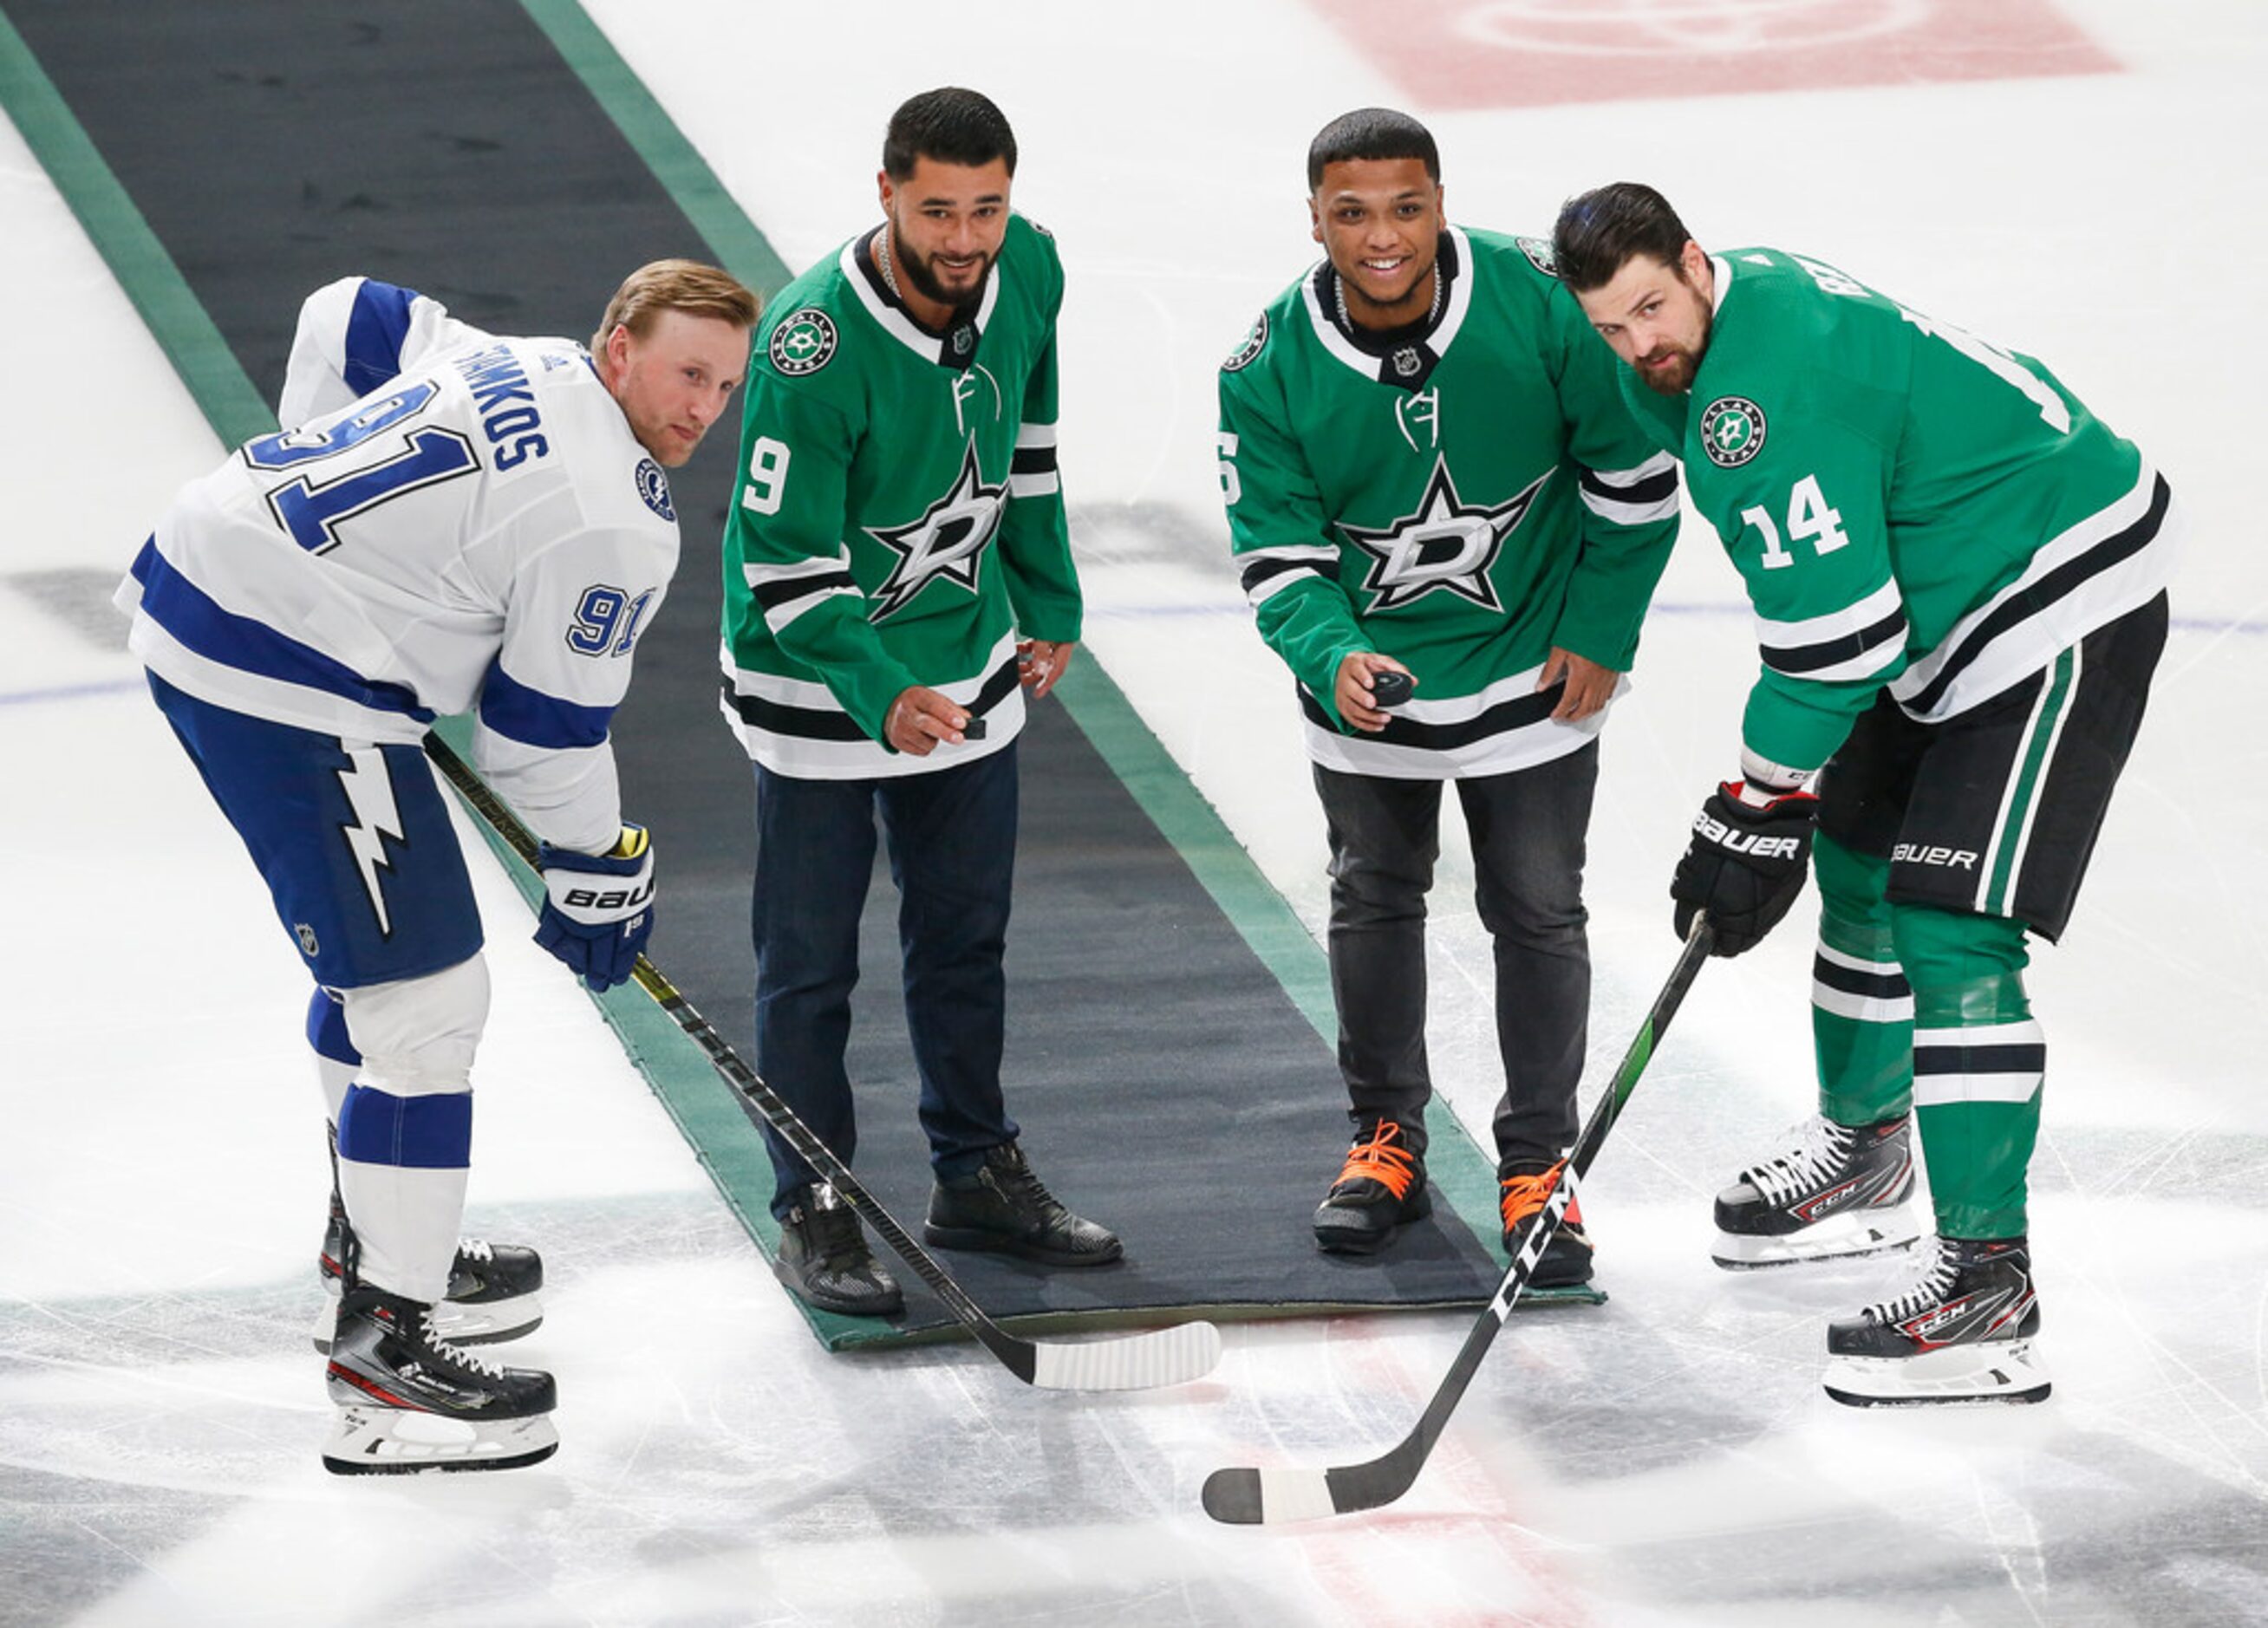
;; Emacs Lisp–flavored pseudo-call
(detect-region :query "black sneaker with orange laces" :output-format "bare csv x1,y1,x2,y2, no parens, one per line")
1499,1162,1595,1288
1313,1118,1431,1254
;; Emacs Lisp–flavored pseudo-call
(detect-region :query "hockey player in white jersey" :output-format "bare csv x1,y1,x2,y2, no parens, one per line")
116,261,759,1472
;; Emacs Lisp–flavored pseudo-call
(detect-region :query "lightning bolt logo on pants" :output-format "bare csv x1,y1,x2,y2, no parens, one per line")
336,747,406,936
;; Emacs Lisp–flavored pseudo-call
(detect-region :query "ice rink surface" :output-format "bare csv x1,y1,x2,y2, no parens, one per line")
4,1,2265,1622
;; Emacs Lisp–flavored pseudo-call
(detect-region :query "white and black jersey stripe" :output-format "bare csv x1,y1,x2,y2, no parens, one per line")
1893,466,2176,723
1300,658,1612,779
1578,451,1679,526
1757,579,1908,686
720,631,1024,780
1913,1018,2044,1107
1009,424,1059,498
1811,942,1913,1025
1240,544,1340,609
744,549,859,634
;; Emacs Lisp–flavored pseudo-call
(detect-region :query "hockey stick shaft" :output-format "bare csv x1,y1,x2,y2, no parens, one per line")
425,734,1219,1391
1202,915,1715,1522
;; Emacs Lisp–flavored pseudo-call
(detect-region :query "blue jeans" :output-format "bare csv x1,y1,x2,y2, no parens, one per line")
752,745,1021,1216
1313,741,1596,1175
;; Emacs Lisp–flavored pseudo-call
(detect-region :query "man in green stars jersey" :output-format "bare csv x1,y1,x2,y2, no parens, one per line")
1217,111,1679,1273
719,88,1118,1317
1554,182,2176,1405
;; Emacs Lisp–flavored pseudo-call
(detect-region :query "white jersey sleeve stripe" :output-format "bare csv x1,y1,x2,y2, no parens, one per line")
1578,452,1680,524
1757,578,1907,682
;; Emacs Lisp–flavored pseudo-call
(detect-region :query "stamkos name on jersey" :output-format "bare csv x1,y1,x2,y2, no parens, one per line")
1893,843,1979,869
453,343,550,467
1693,810,1803,859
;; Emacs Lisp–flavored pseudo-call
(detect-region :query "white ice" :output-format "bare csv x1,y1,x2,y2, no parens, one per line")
3,1,2265,1623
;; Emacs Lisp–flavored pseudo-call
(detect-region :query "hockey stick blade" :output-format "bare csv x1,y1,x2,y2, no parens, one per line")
1202,918,1715,1522
424,735,1221,1392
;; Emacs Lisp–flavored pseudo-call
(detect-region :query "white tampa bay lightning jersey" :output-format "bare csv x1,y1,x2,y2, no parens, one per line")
115,277,681,854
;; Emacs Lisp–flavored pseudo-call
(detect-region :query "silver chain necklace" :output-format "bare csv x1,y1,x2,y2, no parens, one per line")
875,229,903,301
1336,260,1444,333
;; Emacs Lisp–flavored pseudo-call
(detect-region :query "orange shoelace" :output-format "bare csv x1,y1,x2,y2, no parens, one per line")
1499,1162,1583,1234
1336,1121,1420,1201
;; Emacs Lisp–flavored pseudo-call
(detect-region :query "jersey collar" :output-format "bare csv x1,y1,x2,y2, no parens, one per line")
841,227,1000,370
1300,225,1475,392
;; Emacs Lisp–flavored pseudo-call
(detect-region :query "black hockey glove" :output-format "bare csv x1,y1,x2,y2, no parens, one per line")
1672,782,1819,957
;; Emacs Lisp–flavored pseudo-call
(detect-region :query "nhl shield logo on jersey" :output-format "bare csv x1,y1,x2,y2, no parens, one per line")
1222,313,1268,373
634,458,675,521
1700,396,1768,467
770,309,837,376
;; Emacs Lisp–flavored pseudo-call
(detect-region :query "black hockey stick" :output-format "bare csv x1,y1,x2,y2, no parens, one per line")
1201,915,1715,1521
424,734,1221,1392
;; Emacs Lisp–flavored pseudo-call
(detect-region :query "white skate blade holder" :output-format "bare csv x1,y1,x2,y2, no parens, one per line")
1823,1338,2052,1407
1713,1202,1923,1270
324,1404,560,1475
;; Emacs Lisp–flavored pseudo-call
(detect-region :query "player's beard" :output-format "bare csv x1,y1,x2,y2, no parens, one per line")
898,242,993,320
1636,296,1711,396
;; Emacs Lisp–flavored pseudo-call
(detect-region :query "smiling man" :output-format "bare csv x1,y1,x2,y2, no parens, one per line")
719,88,1118,1316
117,260,758,1472
1216,110,1679,1273
1553,181,2179,1407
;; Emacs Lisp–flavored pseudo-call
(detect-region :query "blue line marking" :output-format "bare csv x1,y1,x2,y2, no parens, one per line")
0,677,146,707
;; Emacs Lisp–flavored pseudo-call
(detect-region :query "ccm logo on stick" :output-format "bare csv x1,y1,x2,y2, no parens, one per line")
1893,843,1979,869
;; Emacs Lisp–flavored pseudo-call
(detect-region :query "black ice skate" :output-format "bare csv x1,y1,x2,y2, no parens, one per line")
1822,1234,2050,1406
775,1182,904,1317
314,1191,544,1352
1313,1119,1432,1254
925,1142,1123,1267
1711,1113,1921,1269
323,1284,559,1474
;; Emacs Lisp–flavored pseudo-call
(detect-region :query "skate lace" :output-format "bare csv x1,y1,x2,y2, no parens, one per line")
418,1309,505,1378
459,1238,494,1263
1336,1122,1419,1201
1743,1116,1854,1206
1863,1239,1958,1325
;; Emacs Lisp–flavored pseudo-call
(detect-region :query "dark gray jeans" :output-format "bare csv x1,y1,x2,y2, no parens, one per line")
1313,739,1597,1175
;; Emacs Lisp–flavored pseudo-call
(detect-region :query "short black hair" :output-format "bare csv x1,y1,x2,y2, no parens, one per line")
1552,182,1694,293
883,88,1017,180
1307,107,1439,192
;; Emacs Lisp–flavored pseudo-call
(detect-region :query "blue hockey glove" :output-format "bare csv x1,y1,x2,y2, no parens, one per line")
1672,782,1818,956
535,824,655,991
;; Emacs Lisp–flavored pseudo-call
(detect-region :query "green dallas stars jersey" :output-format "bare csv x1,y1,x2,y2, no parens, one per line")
719,213,1079,778
1217,226,1680,778
1617,248,2178,778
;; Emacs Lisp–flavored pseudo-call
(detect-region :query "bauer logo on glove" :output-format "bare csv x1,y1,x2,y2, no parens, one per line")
535,824,656,991
1689,808,1806,861
1671,781,1818,957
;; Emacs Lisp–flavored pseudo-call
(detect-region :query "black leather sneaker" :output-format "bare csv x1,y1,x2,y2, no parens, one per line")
923,1143,1123,1267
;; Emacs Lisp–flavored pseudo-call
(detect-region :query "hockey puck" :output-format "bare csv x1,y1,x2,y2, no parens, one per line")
961,715,987,740
1369,670,1413,709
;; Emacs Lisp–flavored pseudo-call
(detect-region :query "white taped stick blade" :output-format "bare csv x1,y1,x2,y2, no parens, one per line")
1026,1319,1222,1390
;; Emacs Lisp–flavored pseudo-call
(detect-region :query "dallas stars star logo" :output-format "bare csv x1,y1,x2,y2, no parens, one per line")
1339,457,1548,615
865,440,1006,620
